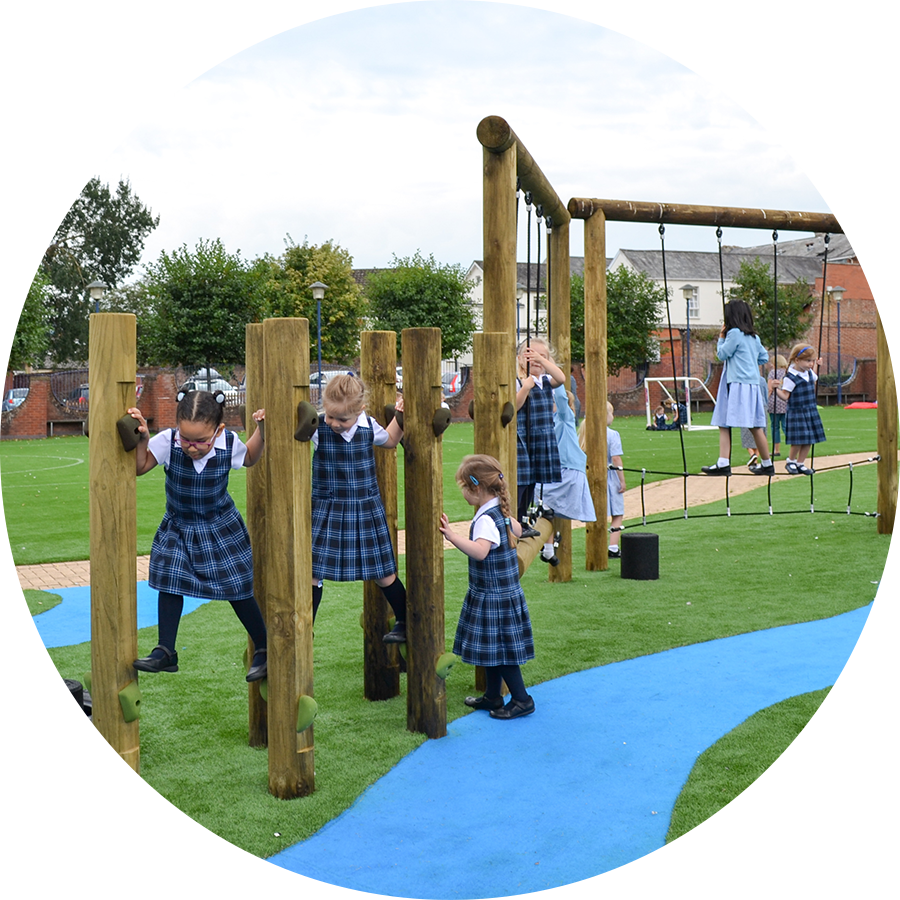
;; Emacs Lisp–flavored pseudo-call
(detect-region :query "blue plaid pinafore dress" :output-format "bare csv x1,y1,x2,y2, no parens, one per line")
453,505,534,667
517,375,562,486
149,430,254,601
784,370,826,446
311,417,396,582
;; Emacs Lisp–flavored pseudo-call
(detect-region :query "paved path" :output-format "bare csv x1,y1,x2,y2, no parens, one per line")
17,452,878,592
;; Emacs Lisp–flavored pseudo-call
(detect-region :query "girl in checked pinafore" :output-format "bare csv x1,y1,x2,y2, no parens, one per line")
440,455,535,720
773,344,826,475
311,374,407,641
515,338,565,530
128,390,269,682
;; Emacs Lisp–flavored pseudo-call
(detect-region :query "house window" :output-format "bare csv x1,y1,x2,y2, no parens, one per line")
687,292,700,319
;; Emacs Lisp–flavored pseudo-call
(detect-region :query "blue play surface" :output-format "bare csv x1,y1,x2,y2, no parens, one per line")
33,585,870,898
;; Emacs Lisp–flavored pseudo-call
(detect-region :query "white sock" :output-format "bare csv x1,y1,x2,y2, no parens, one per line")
543,542,554,555
718,457,730,467
609,543,618,552
760,458,771,466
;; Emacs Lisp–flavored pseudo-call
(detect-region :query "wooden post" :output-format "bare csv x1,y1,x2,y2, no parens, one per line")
583,210,609,570
245,323,267,747
263,317,314,798
360,331,401,700
88,313,140,772
473,332,516,497
877,312,897,534
402,328,447,739
548,217,573,583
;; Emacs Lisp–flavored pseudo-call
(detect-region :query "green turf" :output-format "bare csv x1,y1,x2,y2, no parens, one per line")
633,670,897,900
0,407,880,565
43,464,889,859
0,591,62,622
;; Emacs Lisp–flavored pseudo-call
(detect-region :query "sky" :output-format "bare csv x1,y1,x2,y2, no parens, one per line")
0,0,897,275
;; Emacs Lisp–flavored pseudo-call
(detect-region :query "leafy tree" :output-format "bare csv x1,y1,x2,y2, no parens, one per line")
40,177,159,364
366,252,476,360
0,248,47,372
727,257,813,350
139,239,266,367
570,267,664,374
258,237,365,364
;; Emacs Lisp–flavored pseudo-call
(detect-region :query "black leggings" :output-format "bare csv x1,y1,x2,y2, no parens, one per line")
157,591,266,652
484,664,529,703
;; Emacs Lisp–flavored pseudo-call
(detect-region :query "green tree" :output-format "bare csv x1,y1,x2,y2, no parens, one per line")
0,248,48,372
366,252,476,360
40,177,159,364
140,239,265,367
570,267,664,374
727,257,813,350
258,237,365,364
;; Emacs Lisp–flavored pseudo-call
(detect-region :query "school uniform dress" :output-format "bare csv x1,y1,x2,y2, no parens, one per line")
311,413,396,582
516,374,562,485
783,368,826,446
767,366,788,444
453,500,535,667
148,429,254,601
710,328,769,429
607,426,625,518
533,384,595,521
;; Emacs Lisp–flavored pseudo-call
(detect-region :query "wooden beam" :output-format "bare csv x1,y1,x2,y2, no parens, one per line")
477,115,570,227
88,313,140,771
583,211,609,570
877,312,897,534
245,322,267,747
263,317,315,799
568,198,841,234
360,331,402,701
402,327,447,739
473,332,516,502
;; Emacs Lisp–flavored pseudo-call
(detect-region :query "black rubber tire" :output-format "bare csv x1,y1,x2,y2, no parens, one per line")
0,691,93,787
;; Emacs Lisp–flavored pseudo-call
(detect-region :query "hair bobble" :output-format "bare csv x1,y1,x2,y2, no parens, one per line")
469,475,479,486
214,390,226,404
498,472,504,480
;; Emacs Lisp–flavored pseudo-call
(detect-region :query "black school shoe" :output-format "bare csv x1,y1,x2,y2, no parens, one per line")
246,648,267,682
701,462,731,476
749,462,776,476
133,645,179,673
464,694,504,712
383,620,407,643
490,696,536,719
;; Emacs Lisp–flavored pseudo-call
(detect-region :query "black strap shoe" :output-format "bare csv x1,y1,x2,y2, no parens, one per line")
134,645,179,673
490,696,536,719
383,621,407,643
464,694,504,711
701,463,731,476
246,648,267,682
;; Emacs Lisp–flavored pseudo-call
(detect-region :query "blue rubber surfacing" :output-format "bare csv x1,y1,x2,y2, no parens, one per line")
0,569,896,900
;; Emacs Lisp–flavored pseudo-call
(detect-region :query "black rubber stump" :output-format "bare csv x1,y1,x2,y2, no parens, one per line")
620,532,659,581
13,678,84,725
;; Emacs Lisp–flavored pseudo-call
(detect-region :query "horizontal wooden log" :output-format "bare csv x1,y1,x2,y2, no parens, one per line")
567,198,842,234
477,115,570,226
516,516,555,578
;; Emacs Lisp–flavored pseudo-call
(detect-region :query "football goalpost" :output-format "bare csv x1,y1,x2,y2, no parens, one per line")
643,376,718,430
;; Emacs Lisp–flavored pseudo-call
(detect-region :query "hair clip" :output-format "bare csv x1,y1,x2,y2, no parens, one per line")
469,475,479,486
504,517,510,524
214,390,226,404
498,472,504,480
176,389,187,402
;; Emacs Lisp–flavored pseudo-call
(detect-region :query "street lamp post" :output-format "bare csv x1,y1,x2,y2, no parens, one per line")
680,285,696,380
829,285,846,404
310,282,329,398
87,280,107,313
515,282,525,342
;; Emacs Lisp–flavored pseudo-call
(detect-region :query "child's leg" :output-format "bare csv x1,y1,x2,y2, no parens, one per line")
377,573,408,641
229,597,267,650
490,664,535,718
311,580,323,622
517,484,535,522
796,444,812,465
134,592,183,671
609,516,624,552
718,427,732,462
464,666,504,710
748,426,771,461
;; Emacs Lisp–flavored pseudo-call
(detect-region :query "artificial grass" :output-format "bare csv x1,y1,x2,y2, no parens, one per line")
0,590,62,622
632,671,897,900
44,464,889,860
0,407,881,566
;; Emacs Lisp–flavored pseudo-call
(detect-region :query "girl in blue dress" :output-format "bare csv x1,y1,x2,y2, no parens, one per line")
128,390,269,681
515,338,565,528
702,300,775,477
311,374,407,641
440,454,535,720
774,344,826,475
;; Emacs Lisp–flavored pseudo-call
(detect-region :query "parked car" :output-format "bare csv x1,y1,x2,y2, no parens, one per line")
66,383,89,406
1,387,29,412
180,373,242,403
442,371,462,396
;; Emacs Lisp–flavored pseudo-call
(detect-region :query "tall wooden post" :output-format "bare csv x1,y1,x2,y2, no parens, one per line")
88,313,140,771
263,317,314,798
402,328,447,739
360,331,401,700
480,136,518,491
473,332,516,495
245,323,268,746
876,312,897,534
583,210,610,570
548,217,573,583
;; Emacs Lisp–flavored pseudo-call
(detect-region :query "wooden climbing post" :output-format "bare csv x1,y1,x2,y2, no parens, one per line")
473,332,516,497
583,209,610,571
245,322,268,747
262,317,315,798
402,327,447,739
877,312,897,534
360,331,402,701
88,312,140,772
